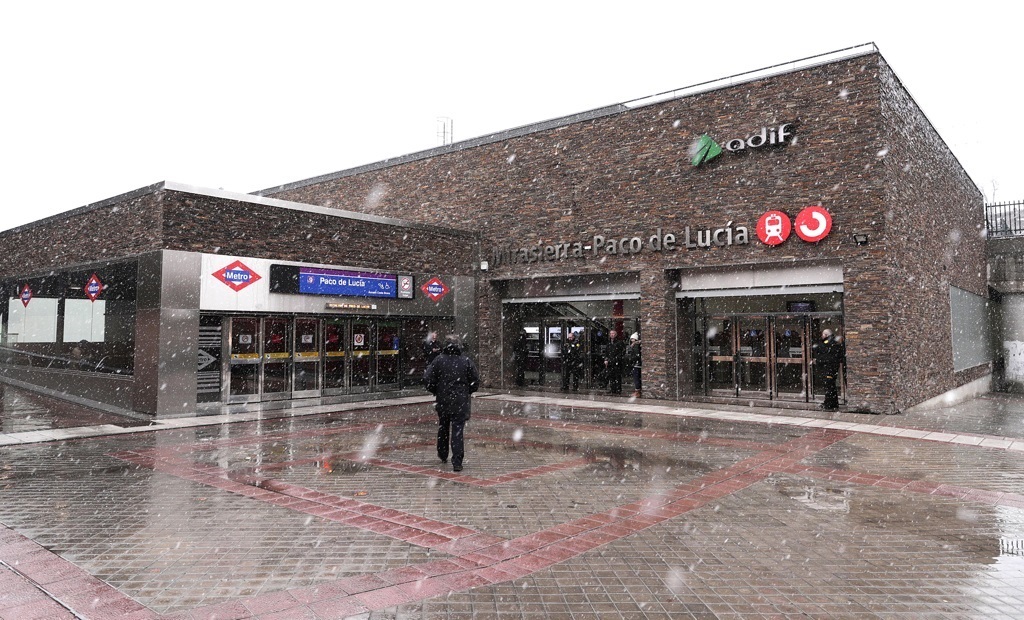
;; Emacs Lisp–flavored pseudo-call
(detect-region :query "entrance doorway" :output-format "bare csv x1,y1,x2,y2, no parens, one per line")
222,315,418,403
695,312,844,404
506,299,640,392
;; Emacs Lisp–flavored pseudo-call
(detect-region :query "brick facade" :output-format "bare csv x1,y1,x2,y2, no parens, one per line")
0,185,476,279
264,53,985,413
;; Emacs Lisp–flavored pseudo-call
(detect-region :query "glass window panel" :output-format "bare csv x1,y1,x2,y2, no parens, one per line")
63,299,106,343
7,297,58,343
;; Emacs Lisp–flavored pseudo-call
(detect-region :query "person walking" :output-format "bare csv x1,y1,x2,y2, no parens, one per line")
813,329,845,411
561,331,584,392
605,329,626,395
424,335,479,472
627,332,642,398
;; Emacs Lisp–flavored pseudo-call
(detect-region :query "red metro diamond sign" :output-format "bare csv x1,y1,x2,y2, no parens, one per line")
420,277,450,302
213,260,262,292
84,273,103,301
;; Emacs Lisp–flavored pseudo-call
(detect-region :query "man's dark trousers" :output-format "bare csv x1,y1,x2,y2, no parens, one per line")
437,413,465,468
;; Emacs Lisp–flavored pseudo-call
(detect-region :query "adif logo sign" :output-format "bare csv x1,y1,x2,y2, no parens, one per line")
690,123,794,166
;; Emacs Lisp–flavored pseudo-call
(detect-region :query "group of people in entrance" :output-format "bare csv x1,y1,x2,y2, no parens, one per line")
558,329,643,398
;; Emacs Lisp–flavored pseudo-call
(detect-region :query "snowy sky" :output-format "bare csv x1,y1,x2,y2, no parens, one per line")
1,1,1021,233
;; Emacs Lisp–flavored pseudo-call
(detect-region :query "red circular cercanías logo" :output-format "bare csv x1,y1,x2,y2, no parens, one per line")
794,206,832,243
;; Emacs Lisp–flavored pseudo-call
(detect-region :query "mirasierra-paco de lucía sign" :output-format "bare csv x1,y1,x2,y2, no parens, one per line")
490,222,749,268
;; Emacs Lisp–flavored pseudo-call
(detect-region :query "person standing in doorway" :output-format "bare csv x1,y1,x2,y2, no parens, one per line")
422,331,442,366
605,330,626,395
627,332,642,398
424,335,479,472
561,331,584,392
813,329,845,411
513,328,528,387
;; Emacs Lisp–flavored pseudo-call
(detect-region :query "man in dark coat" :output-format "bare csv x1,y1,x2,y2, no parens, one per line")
813,329,845,411
626,332,642,398
424,335,479,472
605,329,626,395
513,329,527,387
561,331,584,392
422,331,442,366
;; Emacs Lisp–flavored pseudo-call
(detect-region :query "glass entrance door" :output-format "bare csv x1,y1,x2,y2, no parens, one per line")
323,318,348,395
521,322,542,386
774,316,807,399
220,315,416,403
705,317,735,394
261,317,292,401
694,313,842,404
293,318,320,398
350,319,374,393
376,320,401,391
228,316,261,404
737,316,769,396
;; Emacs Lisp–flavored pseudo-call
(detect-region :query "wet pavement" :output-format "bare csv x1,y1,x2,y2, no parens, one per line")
2,387,1024,618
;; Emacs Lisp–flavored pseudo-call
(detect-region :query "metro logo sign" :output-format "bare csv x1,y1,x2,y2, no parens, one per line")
212,260,262,292
420,277,450,302
84,273,103,301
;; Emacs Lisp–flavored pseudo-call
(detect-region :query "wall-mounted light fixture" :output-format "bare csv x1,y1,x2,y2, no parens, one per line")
852,233,869,246
479,260,489,271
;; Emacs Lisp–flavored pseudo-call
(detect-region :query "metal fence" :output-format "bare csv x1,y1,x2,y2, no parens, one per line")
987,201,1024,238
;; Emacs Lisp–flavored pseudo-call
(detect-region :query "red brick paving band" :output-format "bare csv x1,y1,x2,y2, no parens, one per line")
4,414,1024,619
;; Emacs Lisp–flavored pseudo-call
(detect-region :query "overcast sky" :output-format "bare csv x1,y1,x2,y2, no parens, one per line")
1,1,1021,233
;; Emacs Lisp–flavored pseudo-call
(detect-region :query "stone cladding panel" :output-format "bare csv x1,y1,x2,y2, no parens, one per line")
0,193,164,278
159,193,475,276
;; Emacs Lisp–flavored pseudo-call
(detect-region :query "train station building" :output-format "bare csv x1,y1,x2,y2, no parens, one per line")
0,45,992,417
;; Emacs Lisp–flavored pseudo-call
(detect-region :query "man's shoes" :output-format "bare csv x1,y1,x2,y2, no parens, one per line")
439,456,448,463
453,465,463,472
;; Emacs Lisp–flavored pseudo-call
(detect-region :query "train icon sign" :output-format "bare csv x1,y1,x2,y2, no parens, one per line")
756,210,792,246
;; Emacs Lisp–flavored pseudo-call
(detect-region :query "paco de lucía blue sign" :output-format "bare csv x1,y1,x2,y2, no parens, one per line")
298,268,397,298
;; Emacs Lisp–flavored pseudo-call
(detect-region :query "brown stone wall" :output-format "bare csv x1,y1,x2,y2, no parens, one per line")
158,193,476,276
0,188,164,278
267,56,909,409
879,60,988,411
